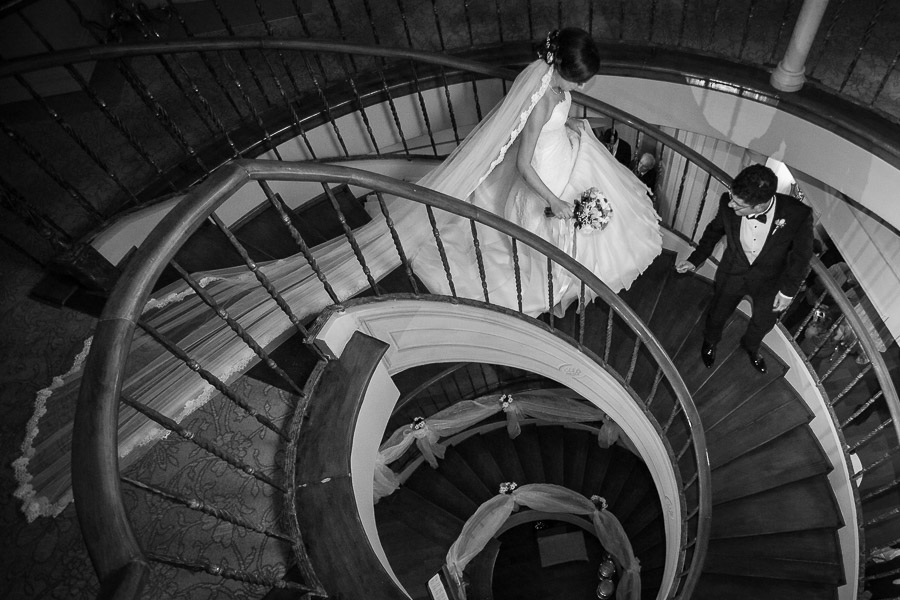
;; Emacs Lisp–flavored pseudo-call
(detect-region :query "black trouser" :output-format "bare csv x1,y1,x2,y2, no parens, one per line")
703,275,778,355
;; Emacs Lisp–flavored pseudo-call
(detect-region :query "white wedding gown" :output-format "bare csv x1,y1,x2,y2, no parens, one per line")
15,60,662,521
413,89,663,315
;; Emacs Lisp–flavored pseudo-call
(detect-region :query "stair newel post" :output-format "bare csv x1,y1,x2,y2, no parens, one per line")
771,0,831,92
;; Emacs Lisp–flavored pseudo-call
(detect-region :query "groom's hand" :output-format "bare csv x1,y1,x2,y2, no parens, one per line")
675,260,696,274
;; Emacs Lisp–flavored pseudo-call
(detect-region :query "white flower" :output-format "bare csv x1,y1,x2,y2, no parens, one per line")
499,394,513,410
591,494,608,510
499,481,518,494
773,218,786,233
412,416,425,430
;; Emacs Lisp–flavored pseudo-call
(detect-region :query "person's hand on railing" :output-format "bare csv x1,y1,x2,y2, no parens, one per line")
675,260,696,274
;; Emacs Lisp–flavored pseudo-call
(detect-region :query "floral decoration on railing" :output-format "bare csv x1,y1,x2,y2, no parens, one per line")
373,390,633,502
444,483,640,600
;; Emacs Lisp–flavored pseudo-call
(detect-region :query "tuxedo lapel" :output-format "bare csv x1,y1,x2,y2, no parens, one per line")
725,208,752,266
756,199,787,260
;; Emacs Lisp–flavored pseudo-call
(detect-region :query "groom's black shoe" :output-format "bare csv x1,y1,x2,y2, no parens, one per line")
701,341,716,368
743,347,768,374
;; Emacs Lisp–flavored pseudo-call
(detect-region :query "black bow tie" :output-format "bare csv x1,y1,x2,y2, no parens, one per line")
746,213,767,223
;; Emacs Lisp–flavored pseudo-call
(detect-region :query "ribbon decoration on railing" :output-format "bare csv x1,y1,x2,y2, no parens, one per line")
444,483,640,600
373,391,632,501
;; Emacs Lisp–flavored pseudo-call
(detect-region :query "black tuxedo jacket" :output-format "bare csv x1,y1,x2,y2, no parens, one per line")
687,192,814,297
613,139,632,168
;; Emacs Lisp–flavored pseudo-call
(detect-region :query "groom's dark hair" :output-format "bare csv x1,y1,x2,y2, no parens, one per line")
556,28,601,83
731,164,778,207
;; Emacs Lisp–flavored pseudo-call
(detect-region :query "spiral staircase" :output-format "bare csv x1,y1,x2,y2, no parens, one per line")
3,2,900,600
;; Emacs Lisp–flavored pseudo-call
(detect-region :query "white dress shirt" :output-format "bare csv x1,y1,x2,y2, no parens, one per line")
740,197,776,264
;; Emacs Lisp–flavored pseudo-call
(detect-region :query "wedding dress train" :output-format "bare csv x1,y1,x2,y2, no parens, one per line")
15,59,661,520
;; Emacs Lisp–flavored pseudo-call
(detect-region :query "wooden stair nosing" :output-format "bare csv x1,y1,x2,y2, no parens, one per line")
695,573,840,600
710,475,844,539
436,448,495,504
711,426,834,505
483,428,529,485
537,424,566,486
452,432,508,494
563,428,591,495
403,466,481,522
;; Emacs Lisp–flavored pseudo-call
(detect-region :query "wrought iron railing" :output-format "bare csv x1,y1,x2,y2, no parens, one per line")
74,159,711,599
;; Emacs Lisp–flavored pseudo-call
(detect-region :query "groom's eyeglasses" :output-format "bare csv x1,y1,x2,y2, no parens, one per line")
727,192,753,209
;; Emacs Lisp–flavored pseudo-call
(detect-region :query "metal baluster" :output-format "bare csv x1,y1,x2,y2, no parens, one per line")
829,365,873,406
527,0,534,39
207,212,311,339
470,220,489,302
808,0,848,78
547,257,554,328
587,0,594,36
426,205,456,297
819,342,856,381
670,154,691,232
164,0,245,119
18,12,177,191
210,0,273,105
848,418,894,455
626,337,641,384
738,0,758,59
853,446,899,481
493,0,505,42
663,401,682,433
809,315,844,358
578,282,586,345
299,54,350,157
677,0,688,47
691,172,713,240
373,60,410,156
557,0,562,30
323,184,379,293
122,476,292,542
395,0,414,46
253,0,321,129
511,238,523,312
646,370,664,407
792,290,828,340
167,260,303,397
648,0,657,43
341,54,380,154
327,0,358,72
604,309,613,363
0,176,73,253
375,191,419,294
839,0,888,93
120,392,285,490
409,60,440,156
12,73,140,206
290,0,329,83
258,51,317,158
124,7,219,135
430,0,446,48
220,54,283,160
62,0,208,174
463,0,474,45
138,319,292,438
840,391,884,429
870,48,900,108
145,552,311,591
707,0,724,50
1,120,104,221
439,66,462,146
859,472,900,504
258,181,340,305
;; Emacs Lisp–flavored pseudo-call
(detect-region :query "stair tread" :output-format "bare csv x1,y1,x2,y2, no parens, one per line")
696,573,839,600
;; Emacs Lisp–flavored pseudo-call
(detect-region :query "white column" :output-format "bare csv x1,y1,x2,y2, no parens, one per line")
770,0,831,92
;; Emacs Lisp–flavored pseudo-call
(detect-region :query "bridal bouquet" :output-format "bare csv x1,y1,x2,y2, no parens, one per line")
574,187,613,233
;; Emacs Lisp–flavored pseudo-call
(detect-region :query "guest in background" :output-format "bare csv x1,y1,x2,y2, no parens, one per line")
598,127,632,167
634,152,658,194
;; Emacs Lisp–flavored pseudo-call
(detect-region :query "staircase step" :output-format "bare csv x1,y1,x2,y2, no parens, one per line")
711,476,843,538
594,446,638,511
511,426,547,484
437,447,495,504
485,428,529,485
617,250,674,324
562,428,592,494
695,573,838,600
537,425,566,486
579,440,614,498
647,270,711,358
244,330,321,392
705,381,814,469
453,432,508,494
706,529,844,584
712,426,832,504
403,465,480,521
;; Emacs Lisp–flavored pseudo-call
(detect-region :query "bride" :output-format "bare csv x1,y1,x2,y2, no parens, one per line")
411,28,662,314
15,29,661,520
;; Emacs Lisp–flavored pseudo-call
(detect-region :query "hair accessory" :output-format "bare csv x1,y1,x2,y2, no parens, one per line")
542,29,560,65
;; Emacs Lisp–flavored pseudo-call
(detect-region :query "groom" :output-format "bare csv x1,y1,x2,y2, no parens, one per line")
675,164,814,373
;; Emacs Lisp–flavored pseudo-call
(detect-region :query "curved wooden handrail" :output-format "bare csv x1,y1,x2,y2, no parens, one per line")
74,158,711,599
807,256,900,446
0,37,731,190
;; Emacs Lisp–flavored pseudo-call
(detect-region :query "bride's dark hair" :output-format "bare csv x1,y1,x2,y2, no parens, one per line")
536,28,600,83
